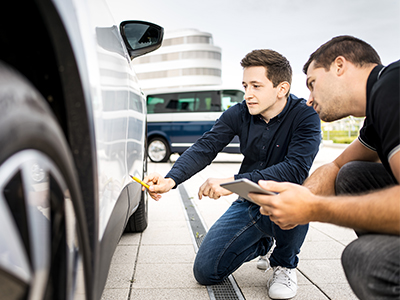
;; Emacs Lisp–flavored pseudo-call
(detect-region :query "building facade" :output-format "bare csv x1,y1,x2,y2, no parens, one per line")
132,28,222,93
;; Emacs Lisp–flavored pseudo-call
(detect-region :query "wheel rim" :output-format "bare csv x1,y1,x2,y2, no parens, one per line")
0,150,85,299
148,140,167,162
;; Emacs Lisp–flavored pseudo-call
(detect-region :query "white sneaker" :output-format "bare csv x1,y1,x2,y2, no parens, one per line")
268,266,297,299
257,242,275,270
257,255,270,270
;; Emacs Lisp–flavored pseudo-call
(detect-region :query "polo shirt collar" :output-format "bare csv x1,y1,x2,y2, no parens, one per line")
366,64,385,102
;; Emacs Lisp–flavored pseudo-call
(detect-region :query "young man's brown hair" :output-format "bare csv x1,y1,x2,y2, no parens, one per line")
303,35,382,74
241,49,292,96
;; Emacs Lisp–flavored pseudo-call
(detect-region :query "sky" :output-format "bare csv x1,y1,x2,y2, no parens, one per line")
106,0,400,98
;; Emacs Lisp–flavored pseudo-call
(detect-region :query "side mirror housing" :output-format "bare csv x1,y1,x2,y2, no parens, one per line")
120,21,164,60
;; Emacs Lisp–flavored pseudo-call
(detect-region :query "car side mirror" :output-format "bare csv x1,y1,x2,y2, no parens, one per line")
120,21,164,60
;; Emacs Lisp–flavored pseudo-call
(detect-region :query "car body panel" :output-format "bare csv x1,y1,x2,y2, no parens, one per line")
0,0,162,298
51,0,146,240
48,1,150,297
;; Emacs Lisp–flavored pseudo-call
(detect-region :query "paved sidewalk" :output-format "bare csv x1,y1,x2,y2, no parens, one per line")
101,145,358,300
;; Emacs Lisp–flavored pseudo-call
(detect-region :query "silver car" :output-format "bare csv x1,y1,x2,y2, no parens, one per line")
0,0,163,299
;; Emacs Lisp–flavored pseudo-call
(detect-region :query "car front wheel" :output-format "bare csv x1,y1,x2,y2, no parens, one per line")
0,62,89,300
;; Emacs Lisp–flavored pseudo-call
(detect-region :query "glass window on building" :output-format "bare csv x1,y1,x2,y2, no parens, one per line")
162,37,184,46
186,36,212,44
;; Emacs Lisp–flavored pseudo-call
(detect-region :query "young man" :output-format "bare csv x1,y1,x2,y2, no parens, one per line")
144,49,321,299
249,36,400,299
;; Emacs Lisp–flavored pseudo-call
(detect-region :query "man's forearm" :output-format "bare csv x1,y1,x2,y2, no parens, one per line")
313,185,400,235
304,162,339,195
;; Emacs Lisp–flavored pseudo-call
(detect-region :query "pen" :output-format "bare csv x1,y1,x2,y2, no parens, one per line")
130,175,150,189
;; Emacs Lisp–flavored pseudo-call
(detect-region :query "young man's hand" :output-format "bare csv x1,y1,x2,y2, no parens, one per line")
198,177,235,200
142,172,176,201
249,180,316,229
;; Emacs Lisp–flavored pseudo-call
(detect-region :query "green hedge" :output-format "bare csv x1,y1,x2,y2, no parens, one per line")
323,130,358,144
323,130,358,139
331,136,357,144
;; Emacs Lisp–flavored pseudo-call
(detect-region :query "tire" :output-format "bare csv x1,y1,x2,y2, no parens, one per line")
125,157,149,232
147,137,171,163
0,62,89,299
124,189,148,233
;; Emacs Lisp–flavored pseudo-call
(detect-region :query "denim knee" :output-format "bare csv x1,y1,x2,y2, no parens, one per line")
193,258,222,285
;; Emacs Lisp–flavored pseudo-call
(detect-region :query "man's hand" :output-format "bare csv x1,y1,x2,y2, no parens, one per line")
142,172,176,201
198,177,235,200
249,180,316,229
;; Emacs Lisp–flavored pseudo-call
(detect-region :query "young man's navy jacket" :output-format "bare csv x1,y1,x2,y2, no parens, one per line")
166,94,321,187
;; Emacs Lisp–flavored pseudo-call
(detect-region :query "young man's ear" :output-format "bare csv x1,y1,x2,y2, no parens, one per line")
277,81,290,98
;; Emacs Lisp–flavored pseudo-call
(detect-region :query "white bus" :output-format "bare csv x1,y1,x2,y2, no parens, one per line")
146,86,244,162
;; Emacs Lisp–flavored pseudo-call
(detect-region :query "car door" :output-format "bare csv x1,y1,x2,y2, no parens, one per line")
85,0,132,238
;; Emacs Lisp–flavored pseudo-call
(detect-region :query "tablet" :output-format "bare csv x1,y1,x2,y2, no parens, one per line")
220,178,277,203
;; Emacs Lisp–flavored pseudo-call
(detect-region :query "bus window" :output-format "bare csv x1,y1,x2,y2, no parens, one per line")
195,91,220,112
147,91,222,113
222,90,244,111
147,95,168,113
176,93,195,112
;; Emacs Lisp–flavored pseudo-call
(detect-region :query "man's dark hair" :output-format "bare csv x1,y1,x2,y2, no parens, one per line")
303,35,382,74
241,49,292,90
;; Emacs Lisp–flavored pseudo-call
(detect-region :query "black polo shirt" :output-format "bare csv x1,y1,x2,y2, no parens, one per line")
359,60,400,181
166,94,321,186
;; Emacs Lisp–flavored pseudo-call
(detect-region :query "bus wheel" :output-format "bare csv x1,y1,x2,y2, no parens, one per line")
148,137,170,163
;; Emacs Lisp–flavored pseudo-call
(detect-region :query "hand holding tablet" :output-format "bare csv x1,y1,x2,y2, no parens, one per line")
220,178,277,204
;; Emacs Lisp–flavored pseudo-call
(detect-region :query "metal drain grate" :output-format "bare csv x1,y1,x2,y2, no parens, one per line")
178,185,245,300
207,276,245,300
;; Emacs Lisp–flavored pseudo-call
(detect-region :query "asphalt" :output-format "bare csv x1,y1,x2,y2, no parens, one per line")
101,143,359,300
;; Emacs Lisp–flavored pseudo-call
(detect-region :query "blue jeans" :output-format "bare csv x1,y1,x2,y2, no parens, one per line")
193,198,308,285
336,161,400,299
